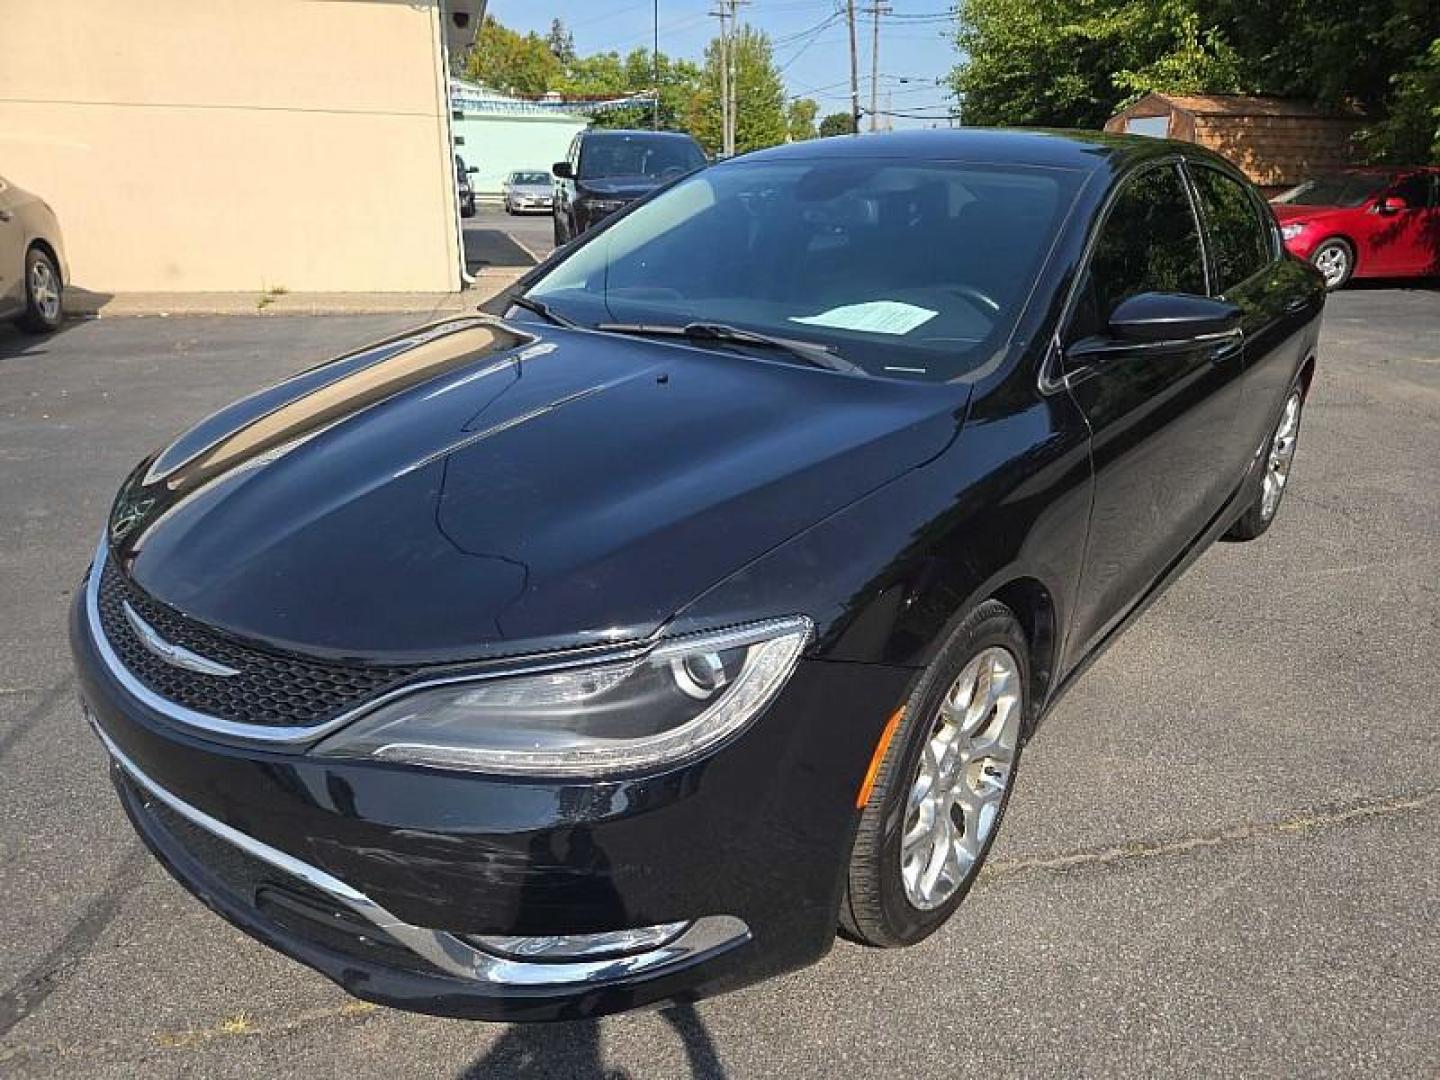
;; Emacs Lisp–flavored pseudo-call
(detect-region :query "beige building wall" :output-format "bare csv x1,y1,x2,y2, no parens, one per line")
0,1,462,293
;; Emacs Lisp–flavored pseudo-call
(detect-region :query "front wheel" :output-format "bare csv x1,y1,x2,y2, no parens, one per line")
552,214,567,248
1226,385,1304,541
1311,238,1353,290
842,601,1028,947
16,247,63,334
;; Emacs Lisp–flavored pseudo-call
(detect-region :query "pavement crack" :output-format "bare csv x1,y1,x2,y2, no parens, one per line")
0,678,74,763
0,845,148,1041
979,788,1438,883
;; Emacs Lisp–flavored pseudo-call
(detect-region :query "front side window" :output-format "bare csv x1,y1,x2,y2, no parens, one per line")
526,158,1085,381
1191,166,1271,293
1070,165,1206,338
1388,172,1433,209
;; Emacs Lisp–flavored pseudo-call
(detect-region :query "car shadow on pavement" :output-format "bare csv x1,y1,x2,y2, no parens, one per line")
456,1004,725,1079
0,319,79,361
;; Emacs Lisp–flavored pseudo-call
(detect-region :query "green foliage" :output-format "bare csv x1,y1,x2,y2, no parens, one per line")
819,111,858,137
1357,37,1440,163
559,49,703,131
786,98,820,141
951,0,1440,163
687,27,789,155
463,16,560,96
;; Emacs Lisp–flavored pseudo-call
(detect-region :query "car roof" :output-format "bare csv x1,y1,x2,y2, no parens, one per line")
732,127,1237,176
583,129,698,141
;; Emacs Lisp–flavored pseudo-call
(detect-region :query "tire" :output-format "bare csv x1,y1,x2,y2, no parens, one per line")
842,601,1029,948
553,214,567,248
1225,383,1304,541
461,196,476,219
16,246,63,334
1310,238,1353,290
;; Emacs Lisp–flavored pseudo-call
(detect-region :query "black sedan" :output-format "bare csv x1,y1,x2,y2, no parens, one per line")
71,129,1323,1021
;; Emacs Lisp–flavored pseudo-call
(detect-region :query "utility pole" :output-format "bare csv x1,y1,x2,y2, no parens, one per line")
710,3,729,155
727,0,749,157
652,0,659,129
865,4,891,132
846,0,860,134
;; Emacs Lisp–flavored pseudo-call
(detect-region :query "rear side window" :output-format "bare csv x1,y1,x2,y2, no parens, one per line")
1191,166,1271,292
1072,164,1206,336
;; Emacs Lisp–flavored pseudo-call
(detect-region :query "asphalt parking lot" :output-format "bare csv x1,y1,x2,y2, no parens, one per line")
1,285,1437,1077
463,206,556,272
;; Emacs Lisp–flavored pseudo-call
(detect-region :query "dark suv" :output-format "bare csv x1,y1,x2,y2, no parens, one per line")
552,129,705,245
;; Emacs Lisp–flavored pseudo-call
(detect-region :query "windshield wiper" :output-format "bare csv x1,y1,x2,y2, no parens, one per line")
505,293,580,330
595,321,865,375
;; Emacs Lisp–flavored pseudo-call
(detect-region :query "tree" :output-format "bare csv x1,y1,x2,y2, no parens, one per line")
546,18,576,64
686,26,788,155
560,48,703,131
464,16,561,96
786,98,820,141
818,111,857,137
949,0,1440,163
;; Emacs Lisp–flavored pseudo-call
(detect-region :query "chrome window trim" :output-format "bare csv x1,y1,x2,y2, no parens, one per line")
1038,155,1209,394
90,716,751,987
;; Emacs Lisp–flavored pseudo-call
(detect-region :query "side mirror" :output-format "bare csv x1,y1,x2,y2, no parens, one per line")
466,166,478,175
1107,292,1241,343
1375,196,1408,214
552,161,574,180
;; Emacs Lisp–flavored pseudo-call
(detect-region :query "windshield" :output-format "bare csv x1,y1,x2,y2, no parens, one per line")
513,171,551,185
526,158,1083,381
1273,173,1391,207
579,133,706,181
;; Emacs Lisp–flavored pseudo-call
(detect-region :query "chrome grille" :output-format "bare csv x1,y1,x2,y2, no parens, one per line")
95,558,415,729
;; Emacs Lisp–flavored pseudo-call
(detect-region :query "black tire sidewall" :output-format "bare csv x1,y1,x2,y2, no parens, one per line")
21,248,62,331
858,604,1029,945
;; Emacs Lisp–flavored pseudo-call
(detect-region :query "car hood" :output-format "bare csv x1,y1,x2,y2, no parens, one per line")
511,185,552,196
1270,202,1352,223
108,317,967,664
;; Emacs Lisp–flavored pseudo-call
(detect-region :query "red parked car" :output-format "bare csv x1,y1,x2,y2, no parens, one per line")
1270,167,1439,289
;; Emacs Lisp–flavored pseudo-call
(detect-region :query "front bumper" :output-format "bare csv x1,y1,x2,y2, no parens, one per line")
71,568,911,1020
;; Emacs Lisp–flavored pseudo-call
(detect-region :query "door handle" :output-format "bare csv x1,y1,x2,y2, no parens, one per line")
0,209,13,222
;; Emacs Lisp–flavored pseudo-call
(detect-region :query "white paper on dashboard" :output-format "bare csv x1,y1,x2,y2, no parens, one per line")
789,300,938,335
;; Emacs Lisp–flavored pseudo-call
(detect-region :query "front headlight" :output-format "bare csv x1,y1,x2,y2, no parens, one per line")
312,617,811,776
1280,222,1307,240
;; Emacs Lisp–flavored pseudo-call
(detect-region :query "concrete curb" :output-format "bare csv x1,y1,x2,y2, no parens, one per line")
63,269,525,319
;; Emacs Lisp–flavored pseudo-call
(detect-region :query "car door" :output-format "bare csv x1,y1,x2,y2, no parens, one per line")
1366,172,1435,276
1060,162,1249,661
556,136,580,236
0,175,26,315
1187,161,1308,466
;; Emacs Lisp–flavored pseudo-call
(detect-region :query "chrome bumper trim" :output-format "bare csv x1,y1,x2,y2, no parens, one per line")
90,717,750,986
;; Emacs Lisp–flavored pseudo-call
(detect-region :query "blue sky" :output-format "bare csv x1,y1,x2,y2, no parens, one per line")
485,1,960,128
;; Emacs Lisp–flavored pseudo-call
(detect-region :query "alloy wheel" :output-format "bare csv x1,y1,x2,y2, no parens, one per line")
1313,244,1349,288
900,646,1022,910
30,258,61,322
1261,391,1302,520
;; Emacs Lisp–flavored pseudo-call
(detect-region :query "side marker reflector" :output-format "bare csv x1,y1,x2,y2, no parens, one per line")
856,707,906,809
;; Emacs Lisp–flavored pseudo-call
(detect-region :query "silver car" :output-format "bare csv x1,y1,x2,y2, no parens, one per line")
0,174,67,333
502,170,554,215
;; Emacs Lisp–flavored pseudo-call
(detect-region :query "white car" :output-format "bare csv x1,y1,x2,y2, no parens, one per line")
502,170,554,215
